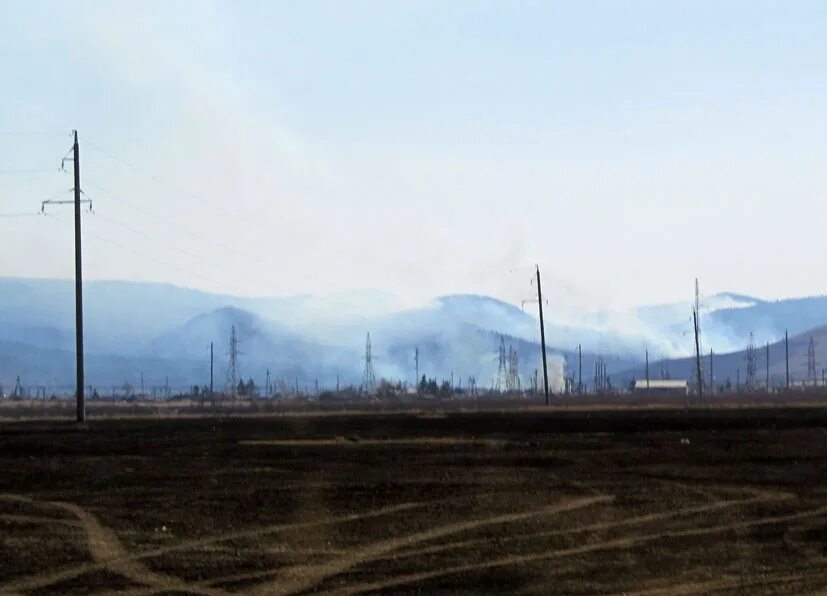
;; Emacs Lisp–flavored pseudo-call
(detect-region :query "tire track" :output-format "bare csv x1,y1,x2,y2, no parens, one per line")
248,495,612,596
387,490,788,562
0,494,228,596
0,500,424,594
340,504,827,594
0,513,79,527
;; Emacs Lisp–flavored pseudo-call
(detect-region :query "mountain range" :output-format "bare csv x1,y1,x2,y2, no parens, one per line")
0,276,825,395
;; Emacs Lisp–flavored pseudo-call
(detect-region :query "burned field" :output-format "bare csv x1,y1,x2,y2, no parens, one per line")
1,408,827,594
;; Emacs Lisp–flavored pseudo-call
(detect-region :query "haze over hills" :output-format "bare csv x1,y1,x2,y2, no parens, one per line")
1,276,826,394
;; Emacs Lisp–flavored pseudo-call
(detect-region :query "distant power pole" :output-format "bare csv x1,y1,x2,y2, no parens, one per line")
808,337,818,386
645,348,650,389
578,344,582,394
785,330,790,389
765,341,770,391
693,308,703,403
414,347,419,392
535,265,549,406
709,349,714,395
209,342,214,400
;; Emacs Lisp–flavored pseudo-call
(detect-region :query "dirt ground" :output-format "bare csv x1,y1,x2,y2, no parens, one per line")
1,407,826,594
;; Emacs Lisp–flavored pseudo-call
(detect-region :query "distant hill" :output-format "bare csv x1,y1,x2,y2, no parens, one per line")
2,276,827,394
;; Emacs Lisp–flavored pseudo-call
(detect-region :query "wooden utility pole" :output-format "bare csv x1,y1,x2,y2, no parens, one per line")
578,344,582,394
72,130,85,423
535,265,549,405
693,308,703,404
785,330,790,389
766,341,770,391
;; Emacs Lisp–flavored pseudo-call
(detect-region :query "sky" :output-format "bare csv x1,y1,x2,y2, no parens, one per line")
1,1,826,312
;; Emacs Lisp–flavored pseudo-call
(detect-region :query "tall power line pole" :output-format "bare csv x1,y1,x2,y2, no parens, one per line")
785,330,790,389
808,337,817,386
209,342,214,401
414,347,419,392
41,131,88,422
693,278,703,402
578,344,582,394
765,341,770,391
72,131,84,422
709,349,714,395
693,309,703,403
645,348,650,389
535,265,549,405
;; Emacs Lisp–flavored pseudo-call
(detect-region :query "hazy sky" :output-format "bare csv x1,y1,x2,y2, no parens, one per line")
1,1,826,311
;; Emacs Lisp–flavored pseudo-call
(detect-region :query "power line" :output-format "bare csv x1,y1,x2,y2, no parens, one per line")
83,180,262,263
43,213,234,293
90,209,225,275
81,181,373,318
0,168,62,175
85,139,260,225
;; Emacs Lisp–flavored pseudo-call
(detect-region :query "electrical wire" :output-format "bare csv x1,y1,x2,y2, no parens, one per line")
83,180,261,263
42,212,234,293
0,168,62,175
85,139,259,225
80,179,372,316
92,210,225,274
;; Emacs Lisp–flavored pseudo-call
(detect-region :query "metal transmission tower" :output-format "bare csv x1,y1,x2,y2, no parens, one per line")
361,333,376,394
593,356,608,393
495,336,509,392
226,324,241,397
507,345,520,392
660,356,670,380
39,130,91,423
745,333,757,390
807,337,817,386
12,376,23,399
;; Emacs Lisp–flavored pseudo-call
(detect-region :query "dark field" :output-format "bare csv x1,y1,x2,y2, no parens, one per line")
2,407,827,594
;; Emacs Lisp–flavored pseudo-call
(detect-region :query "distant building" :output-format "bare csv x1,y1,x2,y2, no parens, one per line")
633,379,688,397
